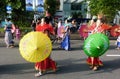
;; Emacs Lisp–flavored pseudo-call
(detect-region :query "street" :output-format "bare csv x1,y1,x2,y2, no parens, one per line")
0,39,120,79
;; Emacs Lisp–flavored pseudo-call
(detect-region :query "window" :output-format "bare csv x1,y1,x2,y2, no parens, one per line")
71,3,81,10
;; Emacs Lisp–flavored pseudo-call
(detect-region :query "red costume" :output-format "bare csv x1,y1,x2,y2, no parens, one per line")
86,22,110,69
86,57,103,66
35,23,57,73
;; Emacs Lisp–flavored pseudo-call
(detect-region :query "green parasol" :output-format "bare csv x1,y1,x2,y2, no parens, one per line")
83,33,109,57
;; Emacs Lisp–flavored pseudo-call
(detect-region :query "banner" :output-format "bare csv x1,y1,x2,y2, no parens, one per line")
36,0,44,12
26,0,44,12
26,0,34,11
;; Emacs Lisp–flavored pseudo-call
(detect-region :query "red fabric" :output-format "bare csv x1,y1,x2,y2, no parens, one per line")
35,24,57,72
88,23,96,31
86,57,103,66
88,23,110,33
35,57,57,72
97,26,104,32
101,23,111,30
110,25,120,37
79,24,88,38
36,24,55,35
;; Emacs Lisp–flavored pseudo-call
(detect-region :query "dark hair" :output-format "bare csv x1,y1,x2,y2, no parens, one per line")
44,17,50,24
72,19,76,22
93,19,97,22
6,18,11,21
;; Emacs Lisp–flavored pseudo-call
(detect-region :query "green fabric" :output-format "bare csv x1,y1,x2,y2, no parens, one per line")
83,33,109,57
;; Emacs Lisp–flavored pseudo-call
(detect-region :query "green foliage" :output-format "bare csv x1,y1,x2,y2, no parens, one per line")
20,27,32,34
0,28,4,33
14,20,30,28
44,0,60,16
86,0,120,22
0,0,33,35
72,12,82,18
0,1,7,17
5,0,25,10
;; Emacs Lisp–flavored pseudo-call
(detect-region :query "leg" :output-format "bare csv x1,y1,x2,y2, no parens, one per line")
91,57,98,71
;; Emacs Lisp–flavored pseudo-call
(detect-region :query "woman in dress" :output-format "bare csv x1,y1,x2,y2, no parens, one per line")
86,14,108,70
4,18,13,48
35,17,57,77
60,19,71,51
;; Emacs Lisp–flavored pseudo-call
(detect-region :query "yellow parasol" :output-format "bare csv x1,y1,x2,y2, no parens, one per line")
19,32,52,62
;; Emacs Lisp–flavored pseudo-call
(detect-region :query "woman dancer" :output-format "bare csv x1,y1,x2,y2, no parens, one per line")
35,17,57,77
60,19,71,51
86,14,108,70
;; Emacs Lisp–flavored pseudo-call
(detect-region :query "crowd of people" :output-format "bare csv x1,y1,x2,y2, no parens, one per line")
3,13,120,77
29,16,80,77
30,14,120,73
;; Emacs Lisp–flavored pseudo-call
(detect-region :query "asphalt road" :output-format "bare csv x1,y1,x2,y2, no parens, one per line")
0,39,120,79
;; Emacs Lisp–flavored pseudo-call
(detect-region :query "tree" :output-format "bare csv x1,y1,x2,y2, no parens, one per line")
0,0,26,20
0,1,7,18
0,0,33,27
86,0,120,23
0,0,60,26
44,0,60,17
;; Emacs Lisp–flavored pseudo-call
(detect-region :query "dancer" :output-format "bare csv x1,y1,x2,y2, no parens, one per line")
86,14,108,70
60,19,71,51
35,17,57,77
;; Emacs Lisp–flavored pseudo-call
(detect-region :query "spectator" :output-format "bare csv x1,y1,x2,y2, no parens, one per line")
70,19,79,33
4,18,14,48
31,20,36,31
15,25,21,40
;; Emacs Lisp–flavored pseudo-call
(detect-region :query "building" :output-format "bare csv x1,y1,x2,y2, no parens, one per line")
59,0,91,19
59,0,120,24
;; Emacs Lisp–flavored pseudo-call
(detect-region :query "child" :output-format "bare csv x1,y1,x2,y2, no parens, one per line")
15,25,21,40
